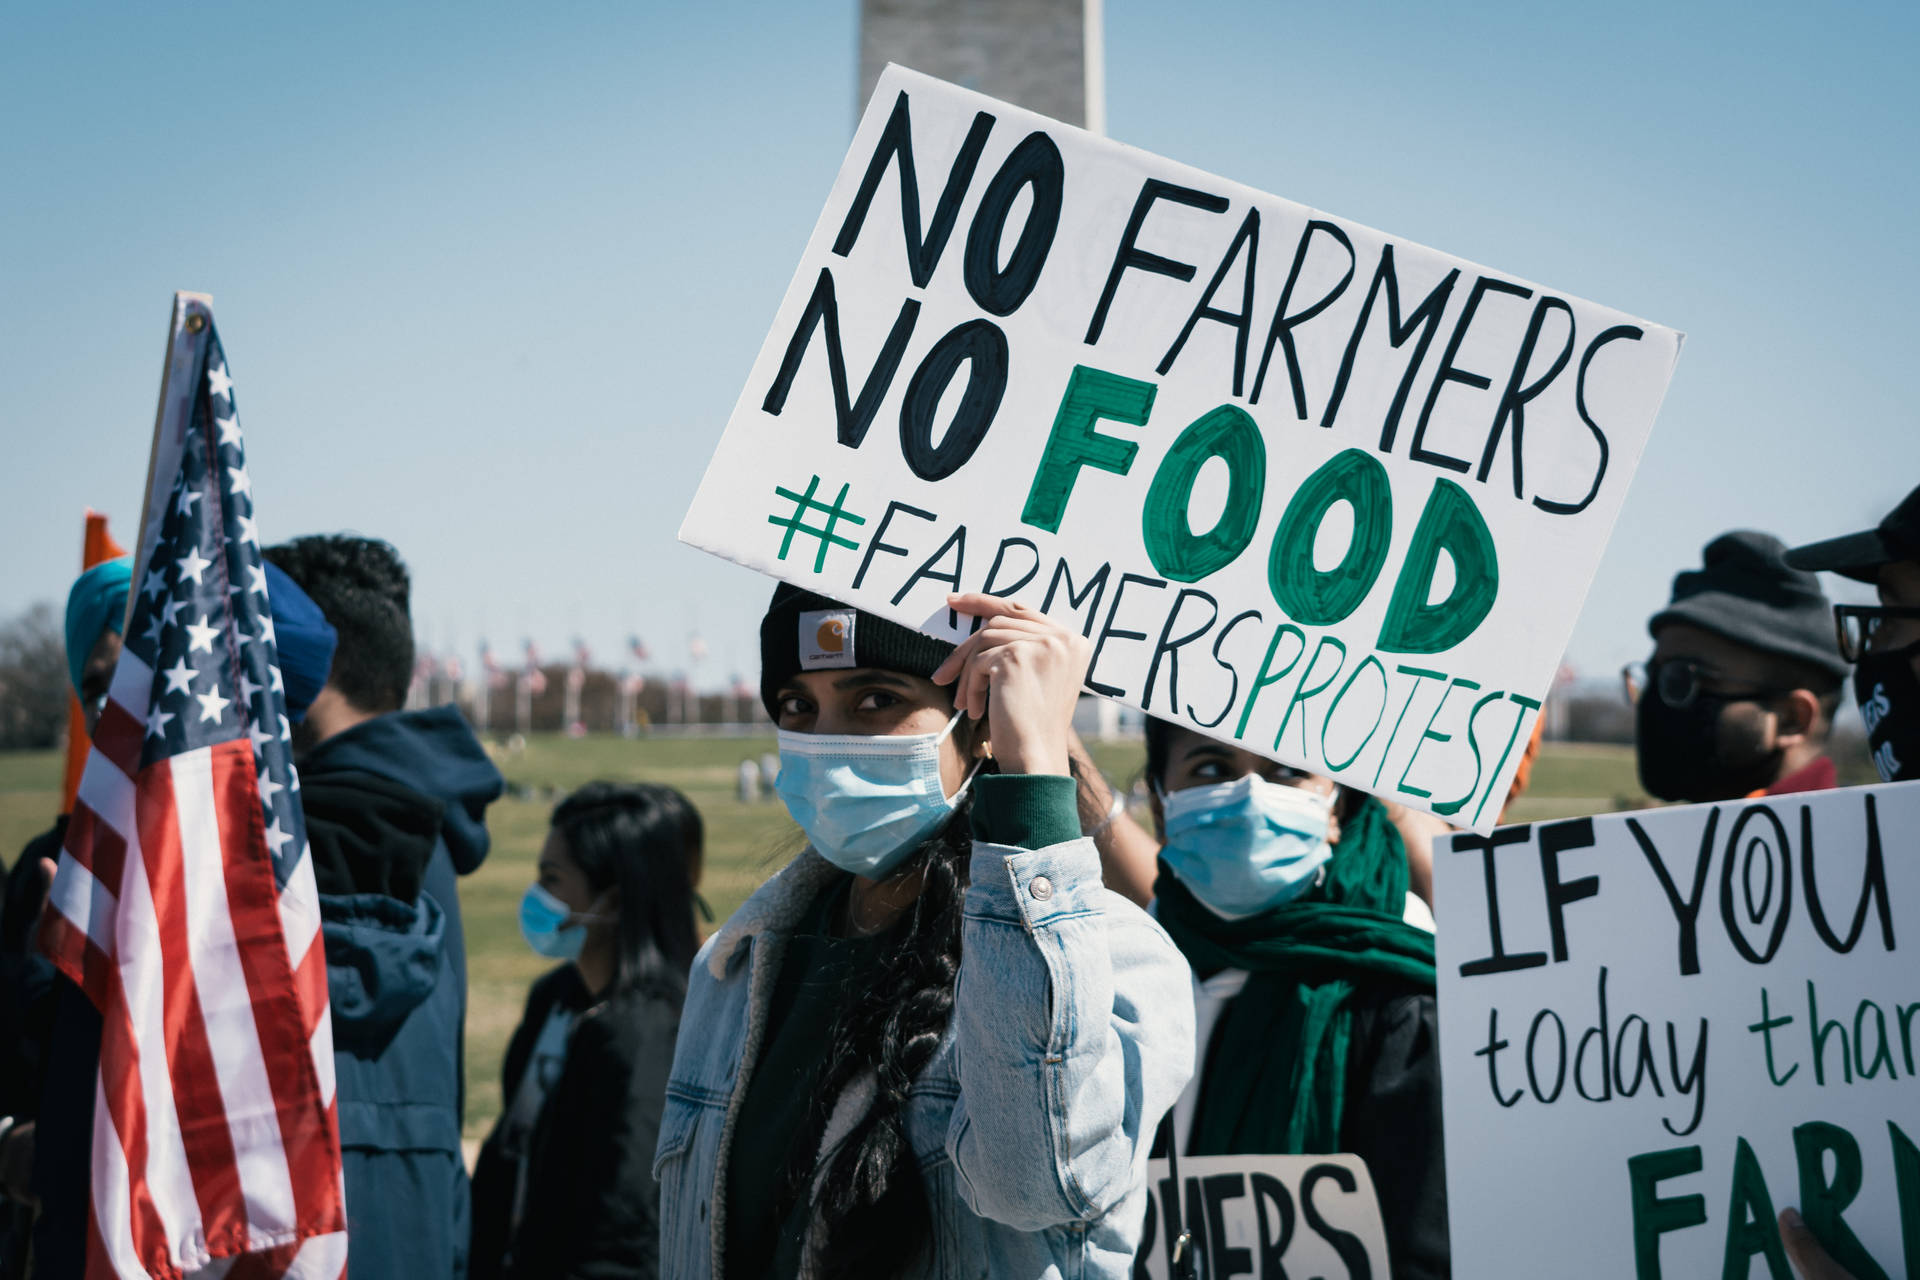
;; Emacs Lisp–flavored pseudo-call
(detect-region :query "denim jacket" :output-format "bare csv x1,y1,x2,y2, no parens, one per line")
653,836,1195,1279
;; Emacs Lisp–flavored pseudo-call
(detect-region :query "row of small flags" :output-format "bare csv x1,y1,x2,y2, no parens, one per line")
413,637,749,698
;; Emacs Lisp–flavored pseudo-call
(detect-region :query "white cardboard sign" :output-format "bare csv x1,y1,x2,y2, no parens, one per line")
680,65,1682,830
1434,783,1920,1278
1135,1154,1391,1280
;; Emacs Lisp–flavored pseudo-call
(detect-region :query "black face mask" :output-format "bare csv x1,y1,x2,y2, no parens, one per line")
1853,643,1920,783
1636,686,1781,802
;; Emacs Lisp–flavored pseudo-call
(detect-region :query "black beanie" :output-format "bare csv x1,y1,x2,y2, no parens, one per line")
1648,530,1849,681
760,583,956,718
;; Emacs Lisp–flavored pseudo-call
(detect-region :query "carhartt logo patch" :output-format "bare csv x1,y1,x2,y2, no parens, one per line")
800,610,855,670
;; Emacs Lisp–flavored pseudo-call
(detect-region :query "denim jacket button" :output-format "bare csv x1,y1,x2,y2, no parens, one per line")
1029,875,1053,901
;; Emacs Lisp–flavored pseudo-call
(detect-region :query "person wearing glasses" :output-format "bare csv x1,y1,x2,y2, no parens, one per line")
1787,484,1920,784
1624,531,1849,803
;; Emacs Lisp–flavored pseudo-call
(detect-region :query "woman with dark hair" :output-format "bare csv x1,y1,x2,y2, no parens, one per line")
472,781,701,1280
654,585,1193,1279
1135,715,1446,1280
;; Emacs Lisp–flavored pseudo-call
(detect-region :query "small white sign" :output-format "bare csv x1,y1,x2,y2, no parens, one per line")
681,65,1683,831
1135,1153,1391,1279
1435,782,1920,1278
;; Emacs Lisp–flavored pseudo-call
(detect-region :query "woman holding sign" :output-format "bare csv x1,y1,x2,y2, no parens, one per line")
653,586,1193,1279
1139,717,1448,1280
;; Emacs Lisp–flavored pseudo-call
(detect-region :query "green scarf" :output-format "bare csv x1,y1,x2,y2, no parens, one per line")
1155,796,1437,1156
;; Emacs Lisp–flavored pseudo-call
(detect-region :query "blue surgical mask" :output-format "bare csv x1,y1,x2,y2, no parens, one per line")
520,883,590,960
1159,775,1334,920
775,711,979,879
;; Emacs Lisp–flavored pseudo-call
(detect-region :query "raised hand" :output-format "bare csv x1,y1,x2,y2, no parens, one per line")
1779,1209,1858,1280
932,593,1090,778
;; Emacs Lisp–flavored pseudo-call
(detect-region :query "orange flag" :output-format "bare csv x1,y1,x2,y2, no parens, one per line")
60,510,129,814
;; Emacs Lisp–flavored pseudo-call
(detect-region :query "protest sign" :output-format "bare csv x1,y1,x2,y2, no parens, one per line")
680,65,1682,829
1135,1154,1390,1280
1434,783,1920,1278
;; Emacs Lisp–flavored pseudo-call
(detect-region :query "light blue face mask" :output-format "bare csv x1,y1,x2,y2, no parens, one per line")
519,883,604,960
1159,774,1334,920
775,710,980,879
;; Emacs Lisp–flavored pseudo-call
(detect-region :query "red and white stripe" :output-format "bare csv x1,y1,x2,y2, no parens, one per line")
44,657,346,1278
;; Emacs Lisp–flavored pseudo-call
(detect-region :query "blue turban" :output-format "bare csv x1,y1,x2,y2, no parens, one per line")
65,557,133,697
266,562,336,722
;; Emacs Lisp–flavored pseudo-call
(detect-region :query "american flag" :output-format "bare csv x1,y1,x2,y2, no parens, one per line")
522,641,547,696
566,639,590,692
42,297,347,1278
481,642,507,689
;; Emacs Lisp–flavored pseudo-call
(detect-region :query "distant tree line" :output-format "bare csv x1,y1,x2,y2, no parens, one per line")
0,603,68,751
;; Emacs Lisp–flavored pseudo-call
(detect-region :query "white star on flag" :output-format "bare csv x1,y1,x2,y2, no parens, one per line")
258,767,285,804
141,567,168,601
235,513,258,547
161,597,189,627
247,564,269,596
207,361,233,399
248,721,274,755
141,612,167,648
289,764,301,792
185,615,221,654
255,616,276,647
240,671,262,702
176,546,213,586
279,714,292,743
216,414,242,446
227,466,252,499
195,686,231,725
269,666,284,694
161,658,197,696
145,705,175,739
175,489,201,518
263,819,293,857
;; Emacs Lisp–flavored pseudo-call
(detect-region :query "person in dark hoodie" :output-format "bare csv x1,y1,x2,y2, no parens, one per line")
470,781,699,1280
265,534,503,1280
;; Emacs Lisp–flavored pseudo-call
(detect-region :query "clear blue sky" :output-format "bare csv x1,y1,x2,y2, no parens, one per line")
4,1,1915,684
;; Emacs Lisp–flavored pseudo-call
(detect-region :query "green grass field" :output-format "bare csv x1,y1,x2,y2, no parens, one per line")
0,733,1651,1142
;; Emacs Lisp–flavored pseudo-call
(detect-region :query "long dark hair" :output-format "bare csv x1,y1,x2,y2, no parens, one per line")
549,781,701,998
807,722,1001,1278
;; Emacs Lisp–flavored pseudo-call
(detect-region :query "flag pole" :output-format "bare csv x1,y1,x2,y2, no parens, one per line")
123,292,214,634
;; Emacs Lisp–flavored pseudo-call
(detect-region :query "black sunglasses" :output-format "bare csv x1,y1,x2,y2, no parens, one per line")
1833,604,1920,664
1620,657,1794,711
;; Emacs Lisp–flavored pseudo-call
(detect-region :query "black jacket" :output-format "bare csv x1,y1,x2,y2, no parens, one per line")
7,821,106,1280
2,821,66,1280
472,968,683,1280
0,819,64,1123
1339,991,1448,1280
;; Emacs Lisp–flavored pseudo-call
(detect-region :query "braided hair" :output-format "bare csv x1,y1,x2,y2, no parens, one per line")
804,719,1000,1278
